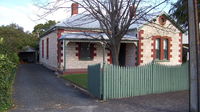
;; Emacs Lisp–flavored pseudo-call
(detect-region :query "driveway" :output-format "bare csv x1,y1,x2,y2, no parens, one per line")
10,64,189,112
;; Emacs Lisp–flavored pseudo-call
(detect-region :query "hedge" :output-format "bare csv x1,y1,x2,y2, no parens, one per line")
0,54,17,111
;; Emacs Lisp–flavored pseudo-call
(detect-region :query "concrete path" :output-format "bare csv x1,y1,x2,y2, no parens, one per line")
10,64,189,112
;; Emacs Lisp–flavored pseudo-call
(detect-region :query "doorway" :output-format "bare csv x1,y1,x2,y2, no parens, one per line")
119,43,126,66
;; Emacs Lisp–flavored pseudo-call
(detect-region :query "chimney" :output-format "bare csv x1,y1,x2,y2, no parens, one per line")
71,3,79,16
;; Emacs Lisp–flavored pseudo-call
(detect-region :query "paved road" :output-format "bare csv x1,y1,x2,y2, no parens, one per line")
10,64,189,112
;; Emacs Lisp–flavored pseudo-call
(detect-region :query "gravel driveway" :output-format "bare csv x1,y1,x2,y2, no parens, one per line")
10,64,189,112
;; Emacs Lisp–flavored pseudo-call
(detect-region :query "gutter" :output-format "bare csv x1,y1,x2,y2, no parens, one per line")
39,26,104,38
59,38,138,43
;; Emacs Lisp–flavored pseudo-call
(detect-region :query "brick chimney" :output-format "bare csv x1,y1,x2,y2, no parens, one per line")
129,5,136,17
71,3,79,16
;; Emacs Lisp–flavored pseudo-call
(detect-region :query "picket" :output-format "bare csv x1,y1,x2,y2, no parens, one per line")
88,62,189,100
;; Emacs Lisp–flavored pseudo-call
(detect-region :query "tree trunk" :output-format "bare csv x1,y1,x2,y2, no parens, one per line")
110,41,121,65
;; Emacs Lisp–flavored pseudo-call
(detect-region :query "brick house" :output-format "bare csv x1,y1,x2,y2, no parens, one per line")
39,3,183,74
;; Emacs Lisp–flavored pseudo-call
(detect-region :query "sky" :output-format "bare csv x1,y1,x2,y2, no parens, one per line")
0,0,177,32
0,0,72,32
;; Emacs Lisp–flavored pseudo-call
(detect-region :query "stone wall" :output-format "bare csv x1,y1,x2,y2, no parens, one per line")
64,42,110,70
39,32,58,70
125,43,137,66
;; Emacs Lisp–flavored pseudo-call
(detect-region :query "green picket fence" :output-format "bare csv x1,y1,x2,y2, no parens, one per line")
88,62,189,100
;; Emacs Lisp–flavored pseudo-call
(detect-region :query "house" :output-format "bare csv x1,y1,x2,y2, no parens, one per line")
39,3,183,74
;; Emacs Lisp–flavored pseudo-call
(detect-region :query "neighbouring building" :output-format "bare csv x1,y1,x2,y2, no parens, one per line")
39,3,184,74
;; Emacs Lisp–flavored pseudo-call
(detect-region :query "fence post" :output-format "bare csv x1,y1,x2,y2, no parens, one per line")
152,61,155,93
101,63,104,100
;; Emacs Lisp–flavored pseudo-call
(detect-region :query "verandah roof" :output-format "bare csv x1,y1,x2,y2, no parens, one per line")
59,32,138,43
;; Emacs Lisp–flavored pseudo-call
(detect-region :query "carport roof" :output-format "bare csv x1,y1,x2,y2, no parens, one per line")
20,46,36,53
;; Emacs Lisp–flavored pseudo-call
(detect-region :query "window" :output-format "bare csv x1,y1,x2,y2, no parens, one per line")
159,16,166,25
163,39,168,59
154,37,169,60
46,38,49,59
42,40,44,58
79,43,93,60
155,38,161,59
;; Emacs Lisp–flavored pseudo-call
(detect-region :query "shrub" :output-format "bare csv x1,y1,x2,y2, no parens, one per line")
0,24,36,111
0,54,16,111
0,38,17,112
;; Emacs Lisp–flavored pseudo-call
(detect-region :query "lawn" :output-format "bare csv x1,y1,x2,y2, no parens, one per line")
62,74,88,89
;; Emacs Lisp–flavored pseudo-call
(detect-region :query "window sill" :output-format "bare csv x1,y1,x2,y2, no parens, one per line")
154,59,170,62
79,59,94,61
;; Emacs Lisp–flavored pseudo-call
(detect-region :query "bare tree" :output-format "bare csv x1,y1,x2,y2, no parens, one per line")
35,0,170,65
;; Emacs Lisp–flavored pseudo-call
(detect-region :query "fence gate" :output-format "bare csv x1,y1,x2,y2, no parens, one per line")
88,64,102,99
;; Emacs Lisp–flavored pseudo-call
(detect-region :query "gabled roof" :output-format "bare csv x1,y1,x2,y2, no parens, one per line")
156,12,185,33
134,12,184,33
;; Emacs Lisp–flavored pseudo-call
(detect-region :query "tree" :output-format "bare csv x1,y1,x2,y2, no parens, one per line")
0,24,38,53
169,0,200,30
32,20,56,36
36,0,169,65
8,23,24,32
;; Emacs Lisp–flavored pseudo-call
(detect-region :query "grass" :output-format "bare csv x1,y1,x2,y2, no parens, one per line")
62,74,88,89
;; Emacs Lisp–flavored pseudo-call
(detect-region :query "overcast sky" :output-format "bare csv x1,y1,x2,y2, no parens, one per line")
0,0,177,32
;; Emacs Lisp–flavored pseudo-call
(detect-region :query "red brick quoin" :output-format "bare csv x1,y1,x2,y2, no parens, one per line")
179,33,183,63
57,29,64,66
89,44,97,58
57,29,64,39
107,50,112,64
75,43,80,59
138,30,144,65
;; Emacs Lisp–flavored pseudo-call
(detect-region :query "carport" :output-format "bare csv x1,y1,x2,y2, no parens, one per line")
18,46,37,63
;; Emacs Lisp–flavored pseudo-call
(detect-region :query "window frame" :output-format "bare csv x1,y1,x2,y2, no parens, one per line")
46,38,49,59
155,38,161,60
42,40,44,58
159,16,166,25
79,43,94,61
163,38,169,60
153,37,170,61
